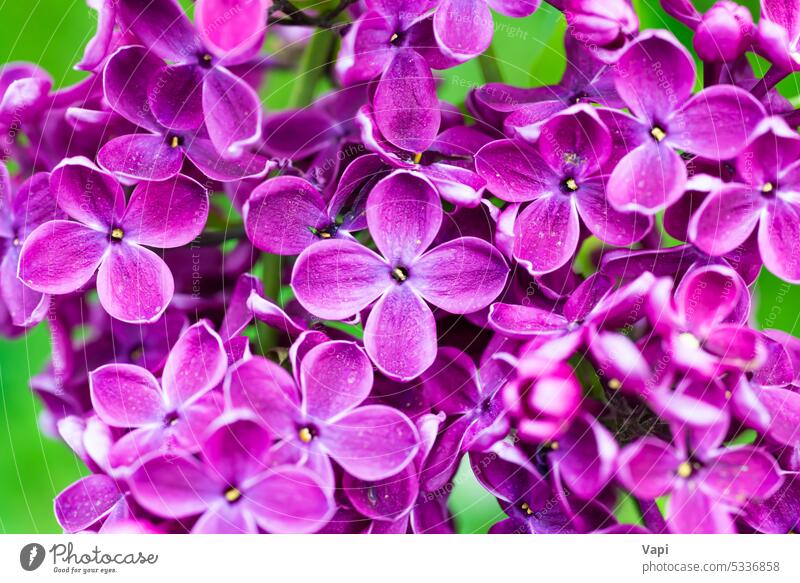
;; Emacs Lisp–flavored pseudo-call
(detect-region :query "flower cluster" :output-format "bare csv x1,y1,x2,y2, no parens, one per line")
2,0,799,534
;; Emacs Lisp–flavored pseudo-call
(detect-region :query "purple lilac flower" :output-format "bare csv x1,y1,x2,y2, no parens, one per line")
477,105,652,274
617,428,783,533
19,158,209,323
689,117,800,282
0,166,62,327
292,171,509,379
89,321,227,469
98,45,272,182
129,416,335,533
226,339,420,481
116,0,263,157
603,30,765,213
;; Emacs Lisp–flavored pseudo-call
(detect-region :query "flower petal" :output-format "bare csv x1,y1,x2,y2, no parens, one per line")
475,139,556,203
203,67,262,156
55,475,121,533
513,194,580,275
433,0,493,60
575,179,652,245
364,284,437,381
98,134,184,182
373,49,440,153
616,437,680,499
301,341,374,421
759,198,800,282
89,363,166,428
19,221,108,294
291,239,389,320
688,184,762,256
412,236,509,314
607,141,687,214
323,405,419,481
103,45,164,131
243,176,329,255
96,243,174,323
161,321,227,407
149,64,205,131
51,157,125,229
121,174,209,248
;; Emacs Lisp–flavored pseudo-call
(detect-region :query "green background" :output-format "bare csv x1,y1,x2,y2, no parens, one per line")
0,0,796,534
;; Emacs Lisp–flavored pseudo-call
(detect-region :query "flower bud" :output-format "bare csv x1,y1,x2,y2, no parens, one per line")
693,1,754,63
565,0,639,48
502,362,583,443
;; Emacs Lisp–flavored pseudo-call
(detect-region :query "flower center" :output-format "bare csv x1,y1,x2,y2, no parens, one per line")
677,461,693,479
412,152,423,164
110,227,124,241
391,266,409,283
169,135,182,149
562,177,579,192
199,53,214,68
677,332,700,350
12,237,20,247
520,502,534,515
224,487,242,503
163,410,180,427
762,182,776,197
389,31,404,46
650,126,667,142
298,426,315,443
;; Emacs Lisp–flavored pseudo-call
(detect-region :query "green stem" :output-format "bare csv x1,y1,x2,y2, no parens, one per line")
288,28,336,108
256,29,335,354
478,44,503,84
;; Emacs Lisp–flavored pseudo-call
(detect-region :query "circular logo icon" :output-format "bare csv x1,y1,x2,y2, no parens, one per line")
20,543,46,571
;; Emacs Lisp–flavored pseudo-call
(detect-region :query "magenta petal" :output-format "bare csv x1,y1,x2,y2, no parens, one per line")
98,134,184,182
19,221,108,294
225,356,300,439
262,109,338,160
0,245,48,327
51,157,125,229
488,303,568,337
344,463,418,521
323,404,419,480
367,171,442,265
246,466,334,534
161,321,227,407
575,179,652,246
759,387,800,447
89,363,166,427
117,0,202,61
121,175,209,248
759,199,800,282
434,0,493,60
291,239,389,320
301,341,374,421
365,284,437,381
514,194,580,275
103,46,163,131
607,141,687,214
55,475,121,533
675,265,742,334
703,446,783,503
244,176,329,255
96,243,174,323
475,139,555,203
616,437,680,499
192,502,256,534
412,236,509,314
107,425,168,470
201,418,272,485
196,0,269,61
373,49,440,153
668,482,735,533
183,138,272,182
614,31,695,123
669,86,764,160
149,64,205,131
203,67,262,156
129,454,220,519
688,184,762,256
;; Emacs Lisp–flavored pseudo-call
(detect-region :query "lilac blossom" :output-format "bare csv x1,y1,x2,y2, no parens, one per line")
19,158,209,323
292,171,509,379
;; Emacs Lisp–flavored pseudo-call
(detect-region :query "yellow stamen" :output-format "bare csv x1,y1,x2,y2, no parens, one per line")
224,487,241,503
565,178,578,192
12,238,20,247
678,332,700,350
319,231,332,239
111,227,124,241
521,502,534,515
762,182,774,194
549,440,559,451
170,136,180,148
389,33,399,43
677,461,692,479
413,152,423,164
392,267,408,282
608,378,621,390
650,126,667,142
299,427,313,443
725,390,732,400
